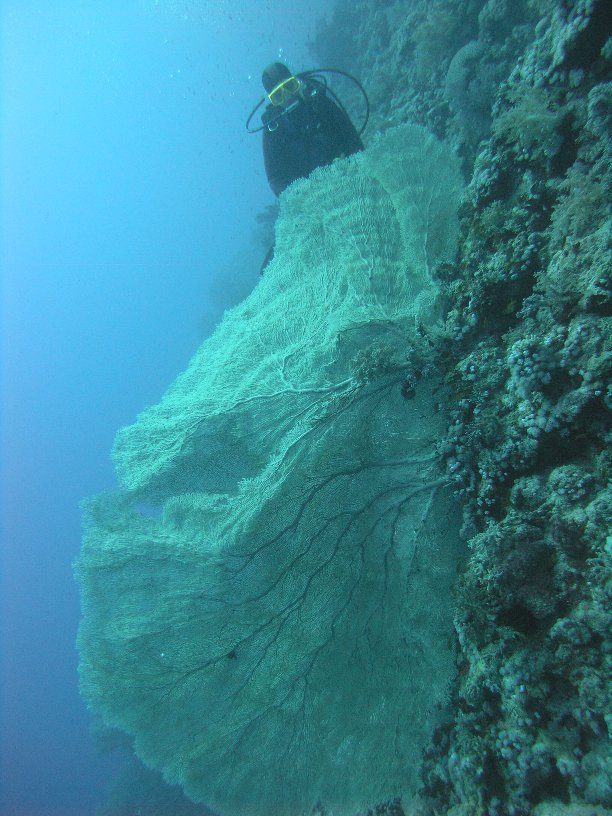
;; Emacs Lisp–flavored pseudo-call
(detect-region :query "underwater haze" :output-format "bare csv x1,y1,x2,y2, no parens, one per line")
0,2,330,814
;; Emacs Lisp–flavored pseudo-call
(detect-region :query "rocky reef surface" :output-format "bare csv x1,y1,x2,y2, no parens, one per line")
315,1,610,814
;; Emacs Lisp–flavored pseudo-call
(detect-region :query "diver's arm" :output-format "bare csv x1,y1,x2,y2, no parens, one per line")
319,95,364,155
263,129,295,196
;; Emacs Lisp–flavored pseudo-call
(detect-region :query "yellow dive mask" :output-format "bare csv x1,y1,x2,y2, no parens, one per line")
268,75,301,106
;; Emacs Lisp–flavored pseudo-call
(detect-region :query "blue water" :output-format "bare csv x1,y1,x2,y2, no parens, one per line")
0,2,330,813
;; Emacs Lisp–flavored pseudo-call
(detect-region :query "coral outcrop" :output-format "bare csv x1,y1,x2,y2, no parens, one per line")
316,1,610,814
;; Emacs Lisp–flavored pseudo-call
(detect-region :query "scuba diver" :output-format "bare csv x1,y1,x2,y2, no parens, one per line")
246,62,369,268
247,62,369,195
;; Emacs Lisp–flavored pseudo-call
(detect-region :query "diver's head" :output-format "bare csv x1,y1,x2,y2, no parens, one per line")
262,62,301,107
262,62,291,93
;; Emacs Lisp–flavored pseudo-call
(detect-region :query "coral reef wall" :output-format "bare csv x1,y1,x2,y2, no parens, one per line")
77,2,610,814
316,1,611,815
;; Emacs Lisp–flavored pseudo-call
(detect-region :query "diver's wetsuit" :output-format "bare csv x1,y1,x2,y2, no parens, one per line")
262,83,363,196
